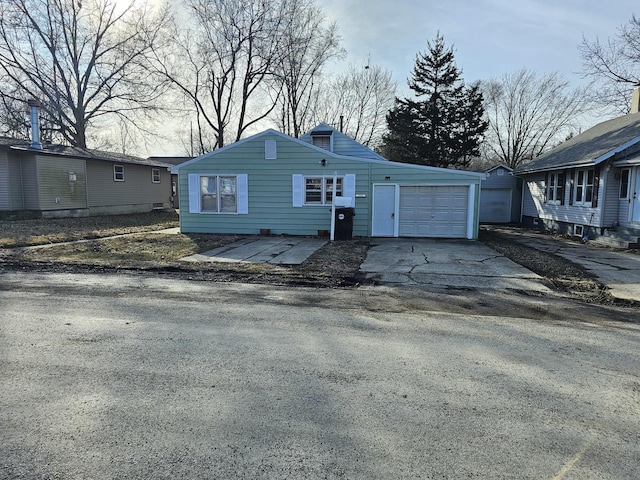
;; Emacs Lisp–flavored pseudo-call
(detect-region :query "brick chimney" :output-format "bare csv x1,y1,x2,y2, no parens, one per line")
632,86,640,114
27,99,42,149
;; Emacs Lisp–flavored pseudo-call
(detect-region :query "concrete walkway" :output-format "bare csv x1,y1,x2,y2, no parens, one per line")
360,238,552,294
491,227,640,302
181,237,327,265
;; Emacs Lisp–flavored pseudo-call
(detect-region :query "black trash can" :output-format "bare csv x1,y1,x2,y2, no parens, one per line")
334,207,355,240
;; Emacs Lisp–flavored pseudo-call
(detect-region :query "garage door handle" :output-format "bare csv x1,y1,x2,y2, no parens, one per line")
391,213,395,219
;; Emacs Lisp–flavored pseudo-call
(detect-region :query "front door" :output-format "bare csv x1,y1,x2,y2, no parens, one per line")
372,184,397,236
633,167,640,223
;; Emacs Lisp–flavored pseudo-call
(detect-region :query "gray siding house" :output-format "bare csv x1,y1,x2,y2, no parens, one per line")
479,164,521,224
514,101,640,247
172,124,484,239
0,138,173,218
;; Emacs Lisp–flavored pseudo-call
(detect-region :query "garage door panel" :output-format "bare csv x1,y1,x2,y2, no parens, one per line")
480,188,511,223
399,186,469,238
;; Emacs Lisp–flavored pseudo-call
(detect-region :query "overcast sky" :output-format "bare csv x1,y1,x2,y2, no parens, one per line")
322,0,637,94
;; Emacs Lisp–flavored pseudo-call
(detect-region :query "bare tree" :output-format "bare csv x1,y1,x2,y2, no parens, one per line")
152,0,288,153
271,0,344,138
311,64,396,148
580,15,640,114
0,0,171,149
481,69,590,169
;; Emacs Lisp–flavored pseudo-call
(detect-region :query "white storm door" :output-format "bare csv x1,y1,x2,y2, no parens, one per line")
633,167,640,223
372,184,397,236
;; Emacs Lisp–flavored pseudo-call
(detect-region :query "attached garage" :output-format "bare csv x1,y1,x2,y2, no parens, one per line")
399,186,469,237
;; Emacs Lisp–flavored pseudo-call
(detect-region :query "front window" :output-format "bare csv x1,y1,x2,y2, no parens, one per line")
305,176,342,205
200,175,237,213
620,169,630,199
113,164,124,182
574,168,594,206
152,168,161,183
546,171,564,205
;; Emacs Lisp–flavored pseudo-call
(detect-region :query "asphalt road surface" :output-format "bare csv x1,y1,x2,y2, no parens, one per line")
1,272,639,479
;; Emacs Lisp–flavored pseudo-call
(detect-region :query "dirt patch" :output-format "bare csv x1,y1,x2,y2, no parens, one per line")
478,227,633,306
0,214,634,301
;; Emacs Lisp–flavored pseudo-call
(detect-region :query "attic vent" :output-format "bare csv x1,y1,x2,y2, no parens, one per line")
311,130,332,151
265,140,277,159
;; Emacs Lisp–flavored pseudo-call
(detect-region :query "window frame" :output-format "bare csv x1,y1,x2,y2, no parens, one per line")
303,176,343,206
199,175,238,214
113,164,124,182
573,168,594,206
151,168,161,183
620,168,630,199
546,171,564,205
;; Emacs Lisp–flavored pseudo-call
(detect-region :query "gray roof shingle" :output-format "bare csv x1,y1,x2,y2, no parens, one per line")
513,112,640,174
0,136,173,168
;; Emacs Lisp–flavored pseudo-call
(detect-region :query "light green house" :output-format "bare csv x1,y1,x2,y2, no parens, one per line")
172,124,484,239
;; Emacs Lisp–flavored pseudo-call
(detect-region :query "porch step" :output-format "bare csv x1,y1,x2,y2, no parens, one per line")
591,227,640,249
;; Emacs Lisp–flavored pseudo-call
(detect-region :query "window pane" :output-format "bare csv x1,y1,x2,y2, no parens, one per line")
325,177,343,203
585,185,593,202
219,176,237,212
201,176,217,212
620,169,630,198
305,178,322,204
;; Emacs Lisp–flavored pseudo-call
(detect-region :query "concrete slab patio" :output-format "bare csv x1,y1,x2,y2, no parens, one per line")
181,237,327,265
360,238,551,293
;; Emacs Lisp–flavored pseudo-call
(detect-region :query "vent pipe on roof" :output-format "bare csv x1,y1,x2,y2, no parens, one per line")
27,99,42,150
632,86,640,115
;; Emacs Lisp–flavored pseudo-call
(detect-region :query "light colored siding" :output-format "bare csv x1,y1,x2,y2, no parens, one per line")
483,168,515,189
522,171,604,227
178,133,482,238
522,175,541,218
299,128,386,160
36,155,87,210
179,134,372,236
20,157,39,209
602,168,621,226
86,160,171,208
0,153,8,209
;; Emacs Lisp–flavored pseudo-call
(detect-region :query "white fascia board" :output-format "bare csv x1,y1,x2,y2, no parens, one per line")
593,136,640,165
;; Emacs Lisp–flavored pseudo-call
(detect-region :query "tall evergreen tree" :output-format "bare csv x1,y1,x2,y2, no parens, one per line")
381,33,487,169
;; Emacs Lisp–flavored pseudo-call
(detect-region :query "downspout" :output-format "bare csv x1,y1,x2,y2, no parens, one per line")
27,99,42,150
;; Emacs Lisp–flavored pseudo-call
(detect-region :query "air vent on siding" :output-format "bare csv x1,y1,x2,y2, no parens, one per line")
265,140,277,160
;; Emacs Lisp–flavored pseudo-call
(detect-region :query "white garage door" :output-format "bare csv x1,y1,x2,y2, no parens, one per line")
399,186,469,237
480,188,512,223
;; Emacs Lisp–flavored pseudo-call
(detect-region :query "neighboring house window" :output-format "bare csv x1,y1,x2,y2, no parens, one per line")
200,175,238,213
574,168,594,206
304,176,343,205
620,169,630,199
546,171,564,205
187,174,248,214
114,164,124,182
152,168,161,183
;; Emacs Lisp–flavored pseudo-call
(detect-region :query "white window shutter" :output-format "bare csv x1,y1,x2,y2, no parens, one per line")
188,174,200,213
292,174,304,207
265,140,277,160
344,174,356,202
237,174,248,214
